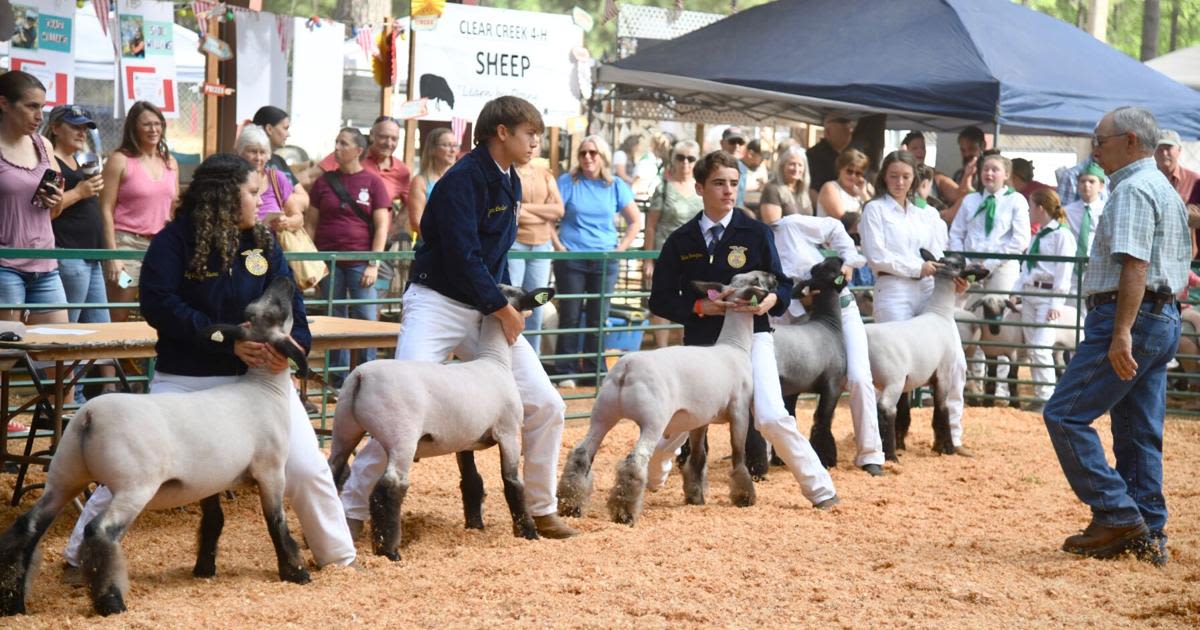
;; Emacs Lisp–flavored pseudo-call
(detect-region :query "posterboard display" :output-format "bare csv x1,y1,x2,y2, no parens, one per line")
116,0,178,118
288,16,345,161
409,4,583,127
7,0,77,108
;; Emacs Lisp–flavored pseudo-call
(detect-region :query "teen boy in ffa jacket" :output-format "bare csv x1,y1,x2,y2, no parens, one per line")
647,151,839,509
337,97,578,539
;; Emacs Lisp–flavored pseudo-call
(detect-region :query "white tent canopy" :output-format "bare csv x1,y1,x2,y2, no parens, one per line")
0,6,205,82
1147,46,1200,90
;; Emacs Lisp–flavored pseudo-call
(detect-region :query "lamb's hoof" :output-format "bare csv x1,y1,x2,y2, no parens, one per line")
684,493,705,506
750,473,767,482
730,487,756,508
931,440,956,456
884,452,899,463
281,565,312,584
611,510,636,526
464,515,485,530
557,505,582,519
192,562,216,578
814,495,841,511
861,464,885,477
897,439,908,451
0,589,25,616
380,550,401,562
513,520,540,541
93,589,127,616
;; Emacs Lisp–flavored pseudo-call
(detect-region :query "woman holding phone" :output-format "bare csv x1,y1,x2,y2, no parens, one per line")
45,105,109,324
0,70,67,326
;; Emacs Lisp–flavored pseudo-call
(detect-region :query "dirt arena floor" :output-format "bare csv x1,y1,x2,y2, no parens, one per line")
1,401,1198,628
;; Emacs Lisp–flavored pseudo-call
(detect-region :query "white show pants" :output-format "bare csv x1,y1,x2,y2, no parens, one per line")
965,261,1020,397
645,332,836,505
872,274,965,446
65,372,356,568
339,283,566,520
1020,292,1059,402
839,301,885,466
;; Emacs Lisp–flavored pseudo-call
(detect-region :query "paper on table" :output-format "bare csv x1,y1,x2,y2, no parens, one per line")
26,328,97,336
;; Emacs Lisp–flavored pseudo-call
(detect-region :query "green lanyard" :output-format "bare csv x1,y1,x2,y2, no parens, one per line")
1027,222,1062,271
973,187,1015,235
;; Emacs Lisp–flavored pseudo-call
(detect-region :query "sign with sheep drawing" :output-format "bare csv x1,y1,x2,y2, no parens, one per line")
407,3,584,127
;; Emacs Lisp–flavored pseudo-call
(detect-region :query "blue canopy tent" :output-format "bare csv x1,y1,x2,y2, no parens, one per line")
599,0,1200,138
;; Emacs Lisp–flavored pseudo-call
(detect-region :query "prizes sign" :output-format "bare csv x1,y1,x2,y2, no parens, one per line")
412,4,582,127
7,0,76,108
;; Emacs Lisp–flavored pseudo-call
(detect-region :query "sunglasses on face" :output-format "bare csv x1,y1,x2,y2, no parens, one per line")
845,169,865,177
726,138,746,146
674,154,698,163
579,149,600,158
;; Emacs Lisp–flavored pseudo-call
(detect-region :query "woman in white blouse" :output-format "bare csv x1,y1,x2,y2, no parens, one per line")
772,213,885,475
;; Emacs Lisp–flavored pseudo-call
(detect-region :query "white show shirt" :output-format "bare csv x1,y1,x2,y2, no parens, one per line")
949,188,1032,269
860,196,947,279
772,214,865,318
1062,199,1104,257
1012,220,1077,309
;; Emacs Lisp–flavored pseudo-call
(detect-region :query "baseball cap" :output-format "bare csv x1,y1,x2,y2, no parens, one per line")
1157,129,1182,148
46,105,97,129
722,126,746,143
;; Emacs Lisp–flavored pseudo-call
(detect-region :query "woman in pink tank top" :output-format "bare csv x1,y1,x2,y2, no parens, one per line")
99,100,179,321
0,70,68,325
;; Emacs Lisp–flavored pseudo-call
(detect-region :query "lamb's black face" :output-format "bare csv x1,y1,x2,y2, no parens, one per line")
727,271,777,301
807,257,846,291
244,277,296,342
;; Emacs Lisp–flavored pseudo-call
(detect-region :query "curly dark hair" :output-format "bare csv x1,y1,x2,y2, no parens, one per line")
177,153,274,280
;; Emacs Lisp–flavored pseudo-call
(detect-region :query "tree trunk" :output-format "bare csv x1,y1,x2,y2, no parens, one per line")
1168,0,1181,52
1140,0,1161,61
333,0,389,26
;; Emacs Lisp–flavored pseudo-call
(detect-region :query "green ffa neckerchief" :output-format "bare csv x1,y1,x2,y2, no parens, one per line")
1026,222,1062,271
973,187,1016,235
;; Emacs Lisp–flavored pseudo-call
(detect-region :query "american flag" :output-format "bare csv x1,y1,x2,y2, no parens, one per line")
93,0,110,37
355,25,376,61
451,117,467,148
602,0,618,25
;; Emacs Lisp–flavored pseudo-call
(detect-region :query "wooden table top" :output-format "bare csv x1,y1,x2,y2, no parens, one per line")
0,316,400,361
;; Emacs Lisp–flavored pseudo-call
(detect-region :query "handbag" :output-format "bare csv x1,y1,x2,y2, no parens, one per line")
268,168,327,290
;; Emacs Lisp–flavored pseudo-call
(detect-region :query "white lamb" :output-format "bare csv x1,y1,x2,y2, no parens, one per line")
326,285,554,561
0,277,312,617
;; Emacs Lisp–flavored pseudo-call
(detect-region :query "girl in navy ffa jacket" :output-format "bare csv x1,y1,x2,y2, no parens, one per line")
647,151,839,509
62,154,356,570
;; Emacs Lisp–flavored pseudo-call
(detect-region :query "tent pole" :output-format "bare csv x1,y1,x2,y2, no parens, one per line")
993,120,1001,150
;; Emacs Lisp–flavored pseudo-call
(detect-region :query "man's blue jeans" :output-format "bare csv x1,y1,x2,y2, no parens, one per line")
507,241,553,355
1043,301,1180,533
320,263,378,383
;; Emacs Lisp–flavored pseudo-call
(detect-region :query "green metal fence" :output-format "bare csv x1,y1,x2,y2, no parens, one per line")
2,246,1197,423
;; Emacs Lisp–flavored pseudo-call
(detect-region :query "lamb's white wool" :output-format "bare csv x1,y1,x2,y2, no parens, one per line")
865,252,990,460
557,271,776,526
0,277,311,617
326,285,553,560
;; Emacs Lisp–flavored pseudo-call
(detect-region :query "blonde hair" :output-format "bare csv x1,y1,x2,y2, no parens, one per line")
774,145,812,192
573,134,614,184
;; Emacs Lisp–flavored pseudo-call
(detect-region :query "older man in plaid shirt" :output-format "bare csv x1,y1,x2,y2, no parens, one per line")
1043,107,1190,567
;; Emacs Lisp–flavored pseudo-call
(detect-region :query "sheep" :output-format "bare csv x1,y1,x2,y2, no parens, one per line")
556,271,774,525
966,296,1023,409
326,285,553,561
0,276,312,617
865,251,990,461
772,257,849,468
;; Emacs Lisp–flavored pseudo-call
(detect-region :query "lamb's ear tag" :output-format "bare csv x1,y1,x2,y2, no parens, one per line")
532,290,551,305
967,274,977,283
749,294,759,307
707,289,721,302
210,330,224,343
834,275,845,286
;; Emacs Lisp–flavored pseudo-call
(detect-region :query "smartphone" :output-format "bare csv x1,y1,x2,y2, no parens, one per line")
118,270,134,289
31,169,64,207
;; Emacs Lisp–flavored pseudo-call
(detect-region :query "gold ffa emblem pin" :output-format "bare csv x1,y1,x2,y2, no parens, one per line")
242,249,269,276
727,246,748,269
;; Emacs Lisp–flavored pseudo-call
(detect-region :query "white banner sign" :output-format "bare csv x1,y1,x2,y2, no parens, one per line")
8,0,77,108
117,0,178,118
411,4,583,127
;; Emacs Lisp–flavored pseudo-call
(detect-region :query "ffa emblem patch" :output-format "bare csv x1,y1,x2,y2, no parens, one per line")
727,246,748,269
242,249,269,276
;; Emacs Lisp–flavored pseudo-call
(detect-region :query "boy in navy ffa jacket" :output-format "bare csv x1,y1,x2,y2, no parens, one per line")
338,97,578,539
647,151,838,508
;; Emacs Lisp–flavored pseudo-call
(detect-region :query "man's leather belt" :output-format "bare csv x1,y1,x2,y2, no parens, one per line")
1085,289,1176,312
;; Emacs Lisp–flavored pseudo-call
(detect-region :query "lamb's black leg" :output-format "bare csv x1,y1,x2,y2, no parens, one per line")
984,361,998,407
82,516,135,616
879,401,898,462
774,394,800,466
258,486,310,584
745,421,769,480
930,385,955,455
809,384,840,469
1008,361,1022,409
674,439,690,467
0,499,62,615
369,464,409,562
895,392,912,452
192,494,223,578
497,443,537,540
456,451,485,530
681,427,709,505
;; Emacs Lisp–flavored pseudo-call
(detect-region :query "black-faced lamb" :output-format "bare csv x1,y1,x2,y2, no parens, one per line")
865,251,990,460
967,296,1023,409
326,286,553,561
0,277,312,617
556,271,775,525
773,257,849,468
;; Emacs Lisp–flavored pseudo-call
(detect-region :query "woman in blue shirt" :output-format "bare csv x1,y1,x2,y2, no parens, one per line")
552,135,642,385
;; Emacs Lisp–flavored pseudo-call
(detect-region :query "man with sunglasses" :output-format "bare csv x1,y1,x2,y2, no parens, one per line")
1043,107,1190,568
721,127,749,208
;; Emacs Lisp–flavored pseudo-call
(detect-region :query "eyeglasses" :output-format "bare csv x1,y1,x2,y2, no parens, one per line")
1092,132,1125,148
674,154,698,163
845,169,865,177
578,149,600,158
